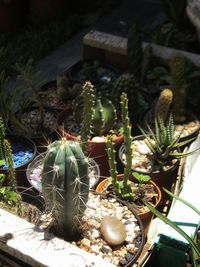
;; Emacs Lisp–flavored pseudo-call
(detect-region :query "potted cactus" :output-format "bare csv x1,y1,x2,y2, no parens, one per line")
57,81,124,177
40,136,146,266
96,93,162,234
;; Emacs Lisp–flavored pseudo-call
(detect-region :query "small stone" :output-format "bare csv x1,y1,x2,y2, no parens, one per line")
125,252,134,262
102,245,112,254
100,216,126,246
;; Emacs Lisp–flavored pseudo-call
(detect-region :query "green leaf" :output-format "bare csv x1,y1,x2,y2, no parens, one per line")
133,172,151,183
146,202,200,257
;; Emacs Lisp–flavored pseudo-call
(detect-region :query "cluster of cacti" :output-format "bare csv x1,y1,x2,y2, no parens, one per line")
73,81,117,138
170,53,187,123
41,138,89,240
0,116,15,189
127,22,143,81
56,75,82,103
154,88,173,122
106,92,134,200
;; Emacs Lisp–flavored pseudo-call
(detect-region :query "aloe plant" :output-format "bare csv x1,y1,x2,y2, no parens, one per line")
139,114,198,170
146,188,200,267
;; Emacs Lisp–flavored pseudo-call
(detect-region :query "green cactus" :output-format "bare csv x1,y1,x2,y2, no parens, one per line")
0,117,15,189
73,81,117,138
113,73,138,118
170,54,187,123
56,75,82,103
154,88,173,122
127,22,143,81
106,92,134,200
41,138,89,240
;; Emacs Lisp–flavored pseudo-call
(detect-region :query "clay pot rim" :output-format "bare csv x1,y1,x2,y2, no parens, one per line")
95,175,162,217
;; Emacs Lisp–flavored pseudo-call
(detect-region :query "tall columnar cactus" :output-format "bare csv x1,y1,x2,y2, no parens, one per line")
106,93,134,200
170,54,187,123
41,138,89,240
127,22,143,81
74,81,117,138
154,88,173,122
0,117,15,189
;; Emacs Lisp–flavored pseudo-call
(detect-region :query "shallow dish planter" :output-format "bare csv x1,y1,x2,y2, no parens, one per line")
57,108,124,177
118,135,179,203
96,174,161,235
26,152,101,192
0,135,37,188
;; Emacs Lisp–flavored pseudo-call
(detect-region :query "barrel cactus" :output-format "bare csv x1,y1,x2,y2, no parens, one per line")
73,81,117,137
41,138,89,240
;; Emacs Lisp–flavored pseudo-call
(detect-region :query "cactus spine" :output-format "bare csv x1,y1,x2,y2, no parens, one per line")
170,54,187,123
106,93,134,200
154,88,173,122
41,138,89,240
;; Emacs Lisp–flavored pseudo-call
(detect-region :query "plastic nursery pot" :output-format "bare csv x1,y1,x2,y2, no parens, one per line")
0,135,37,188
118,135,179,204
26,152,101,193
67,59,121,85
96,175,162,236
57,108,124,177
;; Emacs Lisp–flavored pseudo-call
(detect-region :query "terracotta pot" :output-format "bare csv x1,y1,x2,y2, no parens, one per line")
57,108,124,177
96,175,162,235
118,135,179,204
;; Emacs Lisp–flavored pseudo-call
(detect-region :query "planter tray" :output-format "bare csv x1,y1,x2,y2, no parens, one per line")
0,208,114,267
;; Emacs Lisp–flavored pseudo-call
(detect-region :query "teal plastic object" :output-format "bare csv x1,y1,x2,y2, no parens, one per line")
144,240,188,267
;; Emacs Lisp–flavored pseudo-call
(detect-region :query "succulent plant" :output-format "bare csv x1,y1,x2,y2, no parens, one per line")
0,116,15,189
73,81,117,138
41,138,89,240
139,114,197,170
170,53,187,123
56,75,82,103
106,92,134,200
113,73,138,117
154,88,173,122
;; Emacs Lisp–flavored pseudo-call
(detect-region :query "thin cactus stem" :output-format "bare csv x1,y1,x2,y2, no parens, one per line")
80,81,95,152
120,92,133,191
106,135,118,187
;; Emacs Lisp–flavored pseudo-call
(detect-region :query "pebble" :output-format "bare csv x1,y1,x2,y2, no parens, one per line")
76,193,143,266
100,216,126,246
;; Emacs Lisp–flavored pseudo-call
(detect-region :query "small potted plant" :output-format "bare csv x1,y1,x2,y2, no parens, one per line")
96,92,162,234
57,81,124,177
40,137,146,266
119,114,199,202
